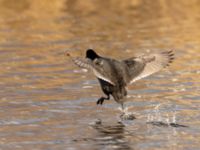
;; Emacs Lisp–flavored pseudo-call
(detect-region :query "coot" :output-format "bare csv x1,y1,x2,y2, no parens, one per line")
67,49,174,115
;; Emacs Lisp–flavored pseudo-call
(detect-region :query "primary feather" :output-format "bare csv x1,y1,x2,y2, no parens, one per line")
123,50,174,84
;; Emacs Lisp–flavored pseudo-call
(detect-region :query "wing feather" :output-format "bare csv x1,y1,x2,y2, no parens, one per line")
124,50,174,84
70,56,115,85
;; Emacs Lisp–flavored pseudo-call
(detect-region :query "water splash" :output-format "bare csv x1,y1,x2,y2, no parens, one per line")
118,106,136,120
147,103,188,128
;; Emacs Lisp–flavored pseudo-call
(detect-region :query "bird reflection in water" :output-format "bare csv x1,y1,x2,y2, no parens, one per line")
91,120,132,150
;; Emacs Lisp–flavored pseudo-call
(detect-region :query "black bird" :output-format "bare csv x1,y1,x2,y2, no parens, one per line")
67,49,174,112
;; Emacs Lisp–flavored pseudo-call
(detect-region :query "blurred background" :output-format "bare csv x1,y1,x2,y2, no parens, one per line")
0,0,200,150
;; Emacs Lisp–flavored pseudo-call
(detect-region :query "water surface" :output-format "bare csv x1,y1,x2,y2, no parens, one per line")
0,0,200,150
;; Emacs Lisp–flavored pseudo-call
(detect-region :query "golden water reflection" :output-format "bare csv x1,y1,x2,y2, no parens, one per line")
0,0,200,150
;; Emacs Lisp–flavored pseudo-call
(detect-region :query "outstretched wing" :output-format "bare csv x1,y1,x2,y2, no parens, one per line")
124,50,174,84
66,52,92,69
68,54,116,85
71,57,91,69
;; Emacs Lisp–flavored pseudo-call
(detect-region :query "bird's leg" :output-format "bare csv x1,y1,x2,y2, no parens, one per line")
119,103,126,116
121,103,125,112
96,95,110,105
119,102,136,120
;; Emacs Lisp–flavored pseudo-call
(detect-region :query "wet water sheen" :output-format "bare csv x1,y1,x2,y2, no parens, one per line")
0,0,200,150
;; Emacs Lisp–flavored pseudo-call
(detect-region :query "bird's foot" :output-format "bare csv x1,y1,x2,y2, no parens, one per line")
118,106,136,120
120,112,136,120
97,95,110,105
96,97,105,105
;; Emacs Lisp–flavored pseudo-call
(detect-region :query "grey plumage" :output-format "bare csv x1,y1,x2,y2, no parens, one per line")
68,49,174,107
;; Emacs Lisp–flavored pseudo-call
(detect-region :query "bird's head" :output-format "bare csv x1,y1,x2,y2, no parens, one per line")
86,49,100,60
